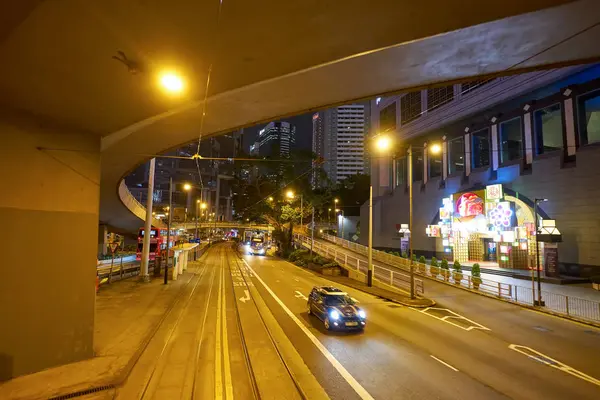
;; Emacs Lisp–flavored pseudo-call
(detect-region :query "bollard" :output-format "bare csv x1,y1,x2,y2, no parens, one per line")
498,282,501,297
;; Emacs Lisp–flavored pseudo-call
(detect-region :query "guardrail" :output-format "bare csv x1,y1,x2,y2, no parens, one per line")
295,235,425,296
313,234,600,324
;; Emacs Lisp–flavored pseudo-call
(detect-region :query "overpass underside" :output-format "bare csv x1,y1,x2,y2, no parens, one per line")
1,0,600,381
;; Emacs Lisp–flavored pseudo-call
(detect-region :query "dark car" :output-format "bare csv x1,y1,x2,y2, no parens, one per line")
307,286,366,331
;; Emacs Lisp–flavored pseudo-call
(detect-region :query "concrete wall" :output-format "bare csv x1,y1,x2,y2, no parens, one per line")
0,109,99,380
362,148,600,275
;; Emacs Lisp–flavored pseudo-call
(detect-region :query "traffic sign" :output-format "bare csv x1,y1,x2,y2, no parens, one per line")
109,242,119,254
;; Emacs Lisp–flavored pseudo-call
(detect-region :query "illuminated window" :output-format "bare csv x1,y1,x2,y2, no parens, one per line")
471,128,490,168
448,136,465,175
533,103,563,155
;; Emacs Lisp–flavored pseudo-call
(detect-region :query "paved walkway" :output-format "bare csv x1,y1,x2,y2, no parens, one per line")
0,267,197,400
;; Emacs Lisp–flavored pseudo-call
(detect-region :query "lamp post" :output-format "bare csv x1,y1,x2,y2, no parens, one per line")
165,177,173,284
534,198,547,306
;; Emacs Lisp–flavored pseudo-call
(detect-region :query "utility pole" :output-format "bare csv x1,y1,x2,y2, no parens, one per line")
311,206,315,256
165,177,173,285
368,185,373,287
300,194,304,227
140,158,155,283
408,147,415,299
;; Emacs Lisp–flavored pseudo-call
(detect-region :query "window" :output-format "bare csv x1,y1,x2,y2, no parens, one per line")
395,157,406,187
379,103,397,133
533,103,563,155
461,78,495,95
412,149,423,182
401,92,422,125
578,89,600,146
471,128,490,169
448,136,465,175
429,149,442,178
499,117,522,163
427,86,454,111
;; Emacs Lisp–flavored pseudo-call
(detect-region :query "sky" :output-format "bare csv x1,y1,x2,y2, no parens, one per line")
241,112,314,152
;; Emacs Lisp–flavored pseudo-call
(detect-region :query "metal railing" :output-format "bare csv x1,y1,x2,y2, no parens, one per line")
295,235,425,296
309,234,600,324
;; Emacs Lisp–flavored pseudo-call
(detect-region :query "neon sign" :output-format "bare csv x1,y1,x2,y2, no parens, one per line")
487,202,513,228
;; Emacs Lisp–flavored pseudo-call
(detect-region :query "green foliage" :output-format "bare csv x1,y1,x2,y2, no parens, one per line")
430,257,438,267
419,256,426,264
323,262,340,268
401,251,407,258
295,259,307,267
440,259,449,270
471,263,481,278
412,254,417,261
312,255,329,266
452,260,462,273
289,249,309,262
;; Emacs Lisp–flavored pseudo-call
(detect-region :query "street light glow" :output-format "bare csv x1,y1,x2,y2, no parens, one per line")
286,190,295,199
334,199,339,204
268,196,274,202
200,203,207,209
183,183,192,191
159,71,184,94
375,135,392,152
429,143,442,154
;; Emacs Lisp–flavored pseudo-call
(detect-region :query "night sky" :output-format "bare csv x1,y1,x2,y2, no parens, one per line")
242,112,314,152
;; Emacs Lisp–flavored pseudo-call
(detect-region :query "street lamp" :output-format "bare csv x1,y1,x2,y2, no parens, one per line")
286,190,295,199
159,71,185,94
533,198,548,307
268,196,274,202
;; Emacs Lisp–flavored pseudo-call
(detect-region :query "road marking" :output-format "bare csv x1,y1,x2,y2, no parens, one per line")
239,289,251,303
242,259,375,400
416,307,490,331
509,344,600,387
430,355,459,372
215,263,223,399
294,278,300,282
295,291,308,301
221,266,234,400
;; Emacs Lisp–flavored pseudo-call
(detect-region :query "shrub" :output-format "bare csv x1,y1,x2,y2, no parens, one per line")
419,256,426,264
289,249,308,262
323,262,339,268
412,254,417,262
431,257,438,267
295,259,307,267
471,263,481,278
440,259,449,270
401,251,408,259
452,260,462,273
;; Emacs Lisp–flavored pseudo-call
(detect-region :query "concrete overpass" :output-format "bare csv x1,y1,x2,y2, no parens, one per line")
3,0,600,380
178,221,273,231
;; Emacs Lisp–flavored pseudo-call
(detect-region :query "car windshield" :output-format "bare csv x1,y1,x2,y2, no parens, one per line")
324,295,354,306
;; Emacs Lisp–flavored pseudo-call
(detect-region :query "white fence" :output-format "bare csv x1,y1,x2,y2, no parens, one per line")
295,235,425,296
305,234,600,324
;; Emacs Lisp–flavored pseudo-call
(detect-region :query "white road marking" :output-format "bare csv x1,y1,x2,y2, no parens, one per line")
242,259,375,400
221,267,234,399
295,291,308,301
430,355,459,372
509,344,600,387
294,278,300,282
215,265,223,399
416,307,490,331
239,289,251,303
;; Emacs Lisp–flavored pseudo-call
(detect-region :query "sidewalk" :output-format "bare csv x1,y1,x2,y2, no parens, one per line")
0,269,197,400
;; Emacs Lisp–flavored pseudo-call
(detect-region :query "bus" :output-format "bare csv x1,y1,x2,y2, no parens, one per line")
136,226,178,261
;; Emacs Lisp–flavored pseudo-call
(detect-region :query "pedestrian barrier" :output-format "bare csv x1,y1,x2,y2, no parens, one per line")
295,235,425,296
298,234,600,324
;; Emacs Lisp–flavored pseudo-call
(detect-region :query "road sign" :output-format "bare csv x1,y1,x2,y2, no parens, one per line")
109,242,119,254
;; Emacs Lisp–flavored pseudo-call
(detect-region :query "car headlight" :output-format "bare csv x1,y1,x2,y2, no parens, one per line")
358,310,366,319
329,310,340,320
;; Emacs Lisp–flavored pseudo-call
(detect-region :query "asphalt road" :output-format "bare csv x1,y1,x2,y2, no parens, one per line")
241,246,600,400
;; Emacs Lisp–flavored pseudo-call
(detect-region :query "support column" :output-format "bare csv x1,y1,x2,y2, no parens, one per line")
140,158,155,282
423,142,429,185
563,88,577,160
464,131,471,176
491,119,499,171
98,224,108,256
442,136,448,181
523,106,534,165
0,111,98,379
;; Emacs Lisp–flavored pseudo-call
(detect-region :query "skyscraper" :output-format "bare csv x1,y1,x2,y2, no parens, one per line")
255,121,296,157
312,103,370,186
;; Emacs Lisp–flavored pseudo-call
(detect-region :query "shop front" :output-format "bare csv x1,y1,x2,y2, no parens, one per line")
426,184,558,270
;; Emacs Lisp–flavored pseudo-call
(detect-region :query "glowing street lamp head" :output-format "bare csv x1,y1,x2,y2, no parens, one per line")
200,202,207,209
183,183,192,191
429,143,442,154
334,198,339,204
268,196,274,202
286,190,295,199
375,135,392,152
159,72,184,94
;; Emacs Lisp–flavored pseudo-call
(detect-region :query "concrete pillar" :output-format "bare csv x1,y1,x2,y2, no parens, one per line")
523,107,533,165
491,120,499,171
0,110,99,380
563,88,577,159
423,142,429,185
140,158,155,281
464,131,471,176
226,197,232,221
442,136,448,181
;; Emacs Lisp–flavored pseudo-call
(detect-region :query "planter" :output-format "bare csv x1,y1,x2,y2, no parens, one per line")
418,264,427,274
472,277,482,290
430,266,440,277
441,269,450,281
453,272,463,284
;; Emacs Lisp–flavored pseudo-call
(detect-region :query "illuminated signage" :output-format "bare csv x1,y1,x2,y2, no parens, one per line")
485,184,503,201
455,192,484,218
426,225,441,237
259,128,266,136
487,202,513,228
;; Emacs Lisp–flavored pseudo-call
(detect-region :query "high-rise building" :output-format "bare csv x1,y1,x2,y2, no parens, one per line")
255,121,296,157
312,103,370,186
311,112,325,187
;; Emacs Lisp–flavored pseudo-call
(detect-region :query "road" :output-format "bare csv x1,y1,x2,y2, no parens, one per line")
116,243,600,399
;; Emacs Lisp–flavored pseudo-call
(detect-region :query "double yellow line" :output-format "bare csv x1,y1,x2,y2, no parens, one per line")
215,249,234,399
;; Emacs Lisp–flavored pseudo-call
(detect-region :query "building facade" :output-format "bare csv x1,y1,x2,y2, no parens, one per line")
363,64,600,277
254,121,296,157
312,103,370,186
